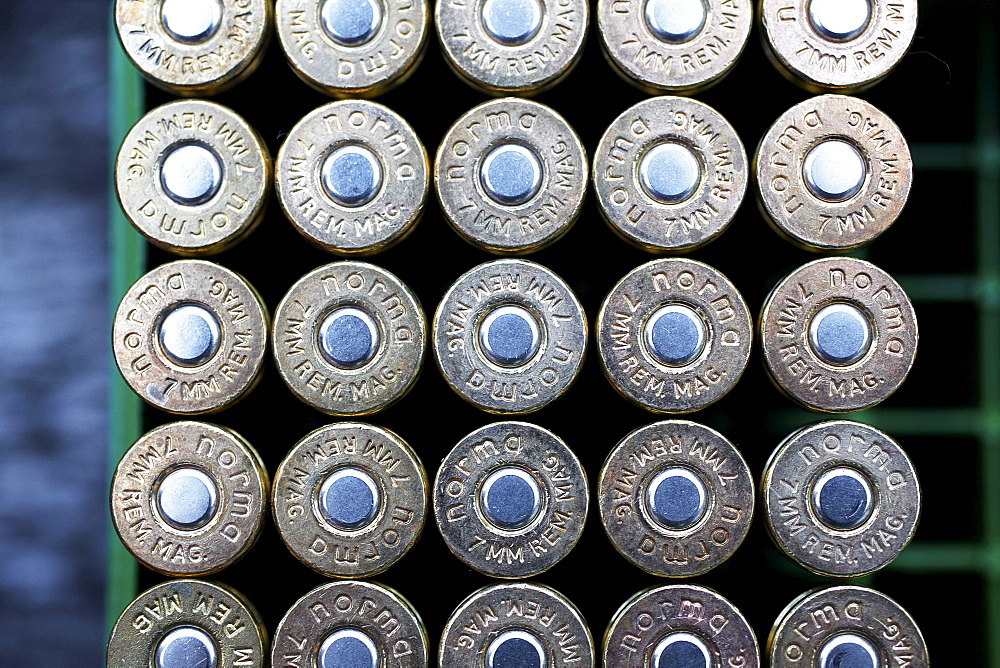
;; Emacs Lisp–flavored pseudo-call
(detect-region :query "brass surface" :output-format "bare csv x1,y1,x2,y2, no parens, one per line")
597,258,752,413
271,580,428,666
275,0,428,97
593,96,747,252
107,579,267,667
116,100,271,255
754,95,912,251
111,421,268,576
760,0,917,92
768,585,928,666
597,0,751,94
439,582,594,666
272,422,428,578
432,421,588,578
433,259,587,413
435,98,587,254
603,583,759,667
762,420,920,577
436,0,587,95
272,261,426,415
759,257,918,412
112,260,268,414
275,100,429,255
115,0,271,95
599,420,753,577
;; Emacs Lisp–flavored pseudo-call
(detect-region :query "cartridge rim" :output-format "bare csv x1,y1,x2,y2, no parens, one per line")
754,95,912,251
112,260,268,414
593,97,747,253
762,420,920,577
599,420,754,577
759,257,918,413
275,0,428,97
597,0,751,94
272,422,428,578
603,583,759,667
432,421,588,578
440,582,595,666
432,259,587,414
115,0,271,95
767,585,927,666
115,100,271,256
435,98,587,254
271,580,428,667
107,580,266,668
597,258,752,413
761,0,917,92
276,100,429,255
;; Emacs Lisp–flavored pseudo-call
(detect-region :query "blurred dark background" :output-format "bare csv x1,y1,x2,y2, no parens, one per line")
1,0,997,665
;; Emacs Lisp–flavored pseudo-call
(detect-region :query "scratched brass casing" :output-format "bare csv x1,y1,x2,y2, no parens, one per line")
272,422,428,578
115,0,271,95
759,257,918,413
760,0,917,92
107,579,267,667
762,420,920,577
440,582,595,666
276,100,429,255
432,421,588,578
593,96,747,252
116,99,271,255
599,420,753,577
275,0,428,97
754,95,912,251
604,583,759,667
596,258,752,413
271,261,426,415
597,0,751,94
111,421,268,576
112,260,268,415
768,586,927,667
433,259,587,413
435,98,587,254
271,580,428,666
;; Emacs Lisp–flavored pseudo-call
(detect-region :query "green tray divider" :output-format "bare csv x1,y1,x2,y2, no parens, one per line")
104,10,146,640
973,21,1000,664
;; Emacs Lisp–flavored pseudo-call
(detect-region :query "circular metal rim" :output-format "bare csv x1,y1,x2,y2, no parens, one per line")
434,98,588,254
760,0,918,92
115,0,272,95
439,582,595,666
116,99,272,256
275,0,429,97
597,0,753,94
432,259,588,414
112,260,269,415
758,257,918,413
272,422,428,578
432,421,589,578
761,420,920,577
435,0,589,95
272,261,426,416
753,95,912,251
593,96,748,253
603,583,759,667
767,585,927,667
276,99,430,255
111,421,269,576
599,420,754,577
270,580,428,667
596,258,752,413
107,580,267,667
